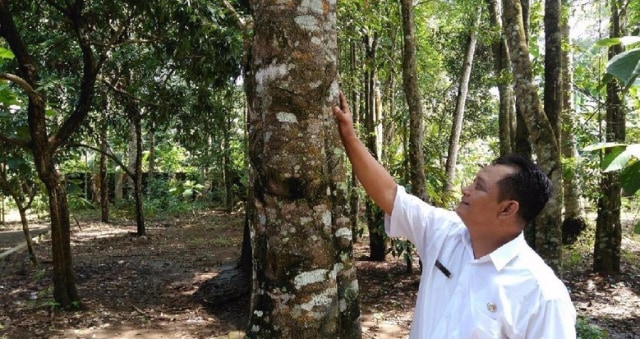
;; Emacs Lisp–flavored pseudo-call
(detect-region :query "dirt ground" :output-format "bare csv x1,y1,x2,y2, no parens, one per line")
0,209,638,338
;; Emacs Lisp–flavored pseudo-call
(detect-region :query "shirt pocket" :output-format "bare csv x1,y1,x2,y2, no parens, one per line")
469,303,505,339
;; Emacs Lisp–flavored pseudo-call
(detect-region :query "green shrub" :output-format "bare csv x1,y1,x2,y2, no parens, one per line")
577,317,608,339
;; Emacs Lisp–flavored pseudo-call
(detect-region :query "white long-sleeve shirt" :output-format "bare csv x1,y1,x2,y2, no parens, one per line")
385,186,576,338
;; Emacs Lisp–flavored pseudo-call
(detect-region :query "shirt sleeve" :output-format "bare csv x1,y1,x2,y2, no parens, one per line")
384,185,460,257
525,297,577,338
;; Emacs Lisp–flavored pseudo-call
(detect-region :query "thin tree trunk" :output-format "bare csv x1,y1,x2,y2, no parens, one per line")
444,10,481,194
19,206,38,265
127,123,136,199
224,108,233,213
0,169,38,265
148,119,156,190
486,0,516,156
400,0,428,203
132,109,145,236
514,0,533,160
364,33,386,262
560,0,586,244
99,119,109,223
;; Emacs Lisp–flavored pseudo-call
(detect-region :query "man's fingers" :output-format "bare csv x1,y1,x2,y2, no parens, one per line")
339,91,348,112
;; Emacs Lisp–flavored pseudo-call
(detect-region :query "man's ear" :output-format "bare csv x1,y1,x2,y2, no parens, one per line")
498,200,519,219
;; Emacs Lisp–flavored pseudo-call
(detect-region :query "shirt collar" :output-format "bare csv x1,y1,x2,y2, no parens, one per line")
487,233,526,271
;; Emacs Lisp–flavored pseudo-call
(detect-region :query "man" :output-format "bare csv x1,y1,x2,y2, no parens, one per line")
333,91,576,338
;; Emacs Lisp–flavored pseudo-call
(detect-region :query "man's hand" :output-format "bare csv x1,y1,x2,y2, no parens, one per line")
333,91,357,142
331,90,397,215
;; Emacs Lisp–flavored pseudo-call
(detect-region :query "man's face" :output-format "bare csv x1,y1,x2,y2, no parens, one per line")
455,164,517,229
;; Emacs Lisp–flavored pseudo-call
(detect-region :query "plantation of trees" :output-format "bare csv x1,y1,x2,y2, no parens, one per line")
0,0,639,338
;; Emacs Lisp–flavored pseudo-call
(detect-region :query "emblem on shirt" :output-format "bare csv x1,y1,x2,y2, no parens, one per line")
487,302,497,312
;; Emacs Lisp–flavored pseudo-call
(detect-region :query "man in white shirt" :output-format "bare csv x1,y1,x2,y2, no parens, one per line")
333,91,576,338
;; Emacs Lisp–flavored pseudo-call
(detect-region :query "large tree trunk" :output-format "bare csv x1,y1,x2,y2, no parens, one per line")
247,1,360,337
348,41,361,243
400,0,428,203
41,166,80,307
594,1,625,274
502,0,563,273
444,10,481,194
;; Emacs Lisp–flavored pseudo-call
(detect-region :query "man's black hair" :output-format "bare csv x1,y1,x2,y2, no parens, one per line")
493,153,553,222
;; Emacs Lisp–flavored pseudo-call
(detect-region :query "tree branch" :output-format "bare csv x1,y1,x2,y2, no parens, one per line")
223,0,252,31
0,134,30,150
0,72,38,100
49,0,101,150
69,143,134,179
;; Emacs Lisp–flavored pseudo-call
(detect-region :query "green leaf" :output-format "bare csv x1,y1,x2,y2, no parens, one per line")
603,144,640,172
595,36,640,48
620,161,640,195
634,221,640,235
601,147,627,171
45,109,57,117
182,188,194,198
582,142,627,152
0,48,14,59
606,48,640,90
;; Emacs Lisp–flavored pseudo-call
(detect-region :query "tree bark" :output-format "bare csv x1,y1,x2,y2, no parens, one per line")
247,1,360,337
444,10,481,194
594,0,625,274
544,0,563,141
348,41,361,243
486,0,516,156
18,206,38,265
99,119,109,223
224,105,234,213
399,0,428,203
560,0,585,244
133,110,144,236
363,33,386,262
502,0,563,273
514,0,533,160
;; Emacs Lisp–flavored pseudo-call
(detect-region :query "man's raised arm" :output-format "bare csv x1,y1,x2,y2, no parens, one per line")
333,91,397,215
